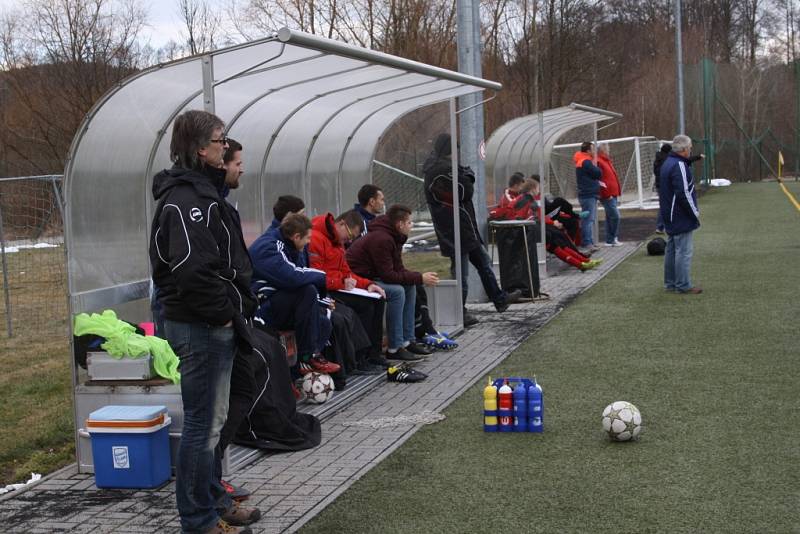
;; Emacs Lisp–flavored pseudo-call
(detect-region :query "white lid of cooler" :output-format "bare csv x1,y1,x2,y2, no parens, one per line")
88,405,167,422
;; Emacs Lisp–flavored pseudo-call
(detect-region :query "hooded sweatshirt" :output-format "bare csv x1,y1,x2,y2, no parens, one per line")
309,213,374,291
422,133,484,256
346,215,423,286
149,165,257,350
597,153,621,199
574,151,603,198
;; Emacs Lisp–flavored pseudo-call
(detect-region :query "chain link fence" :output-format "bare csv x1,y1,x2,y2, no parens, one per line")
0,176,67,339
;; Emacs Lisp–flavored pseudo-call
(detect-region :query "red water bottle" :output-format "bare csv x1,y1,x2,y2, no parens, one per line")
498,380,514,432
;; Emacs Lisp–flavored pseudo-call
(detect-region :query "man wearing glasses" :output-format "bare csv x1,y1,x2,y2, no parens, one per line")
309,210,388,373
149,110,261,534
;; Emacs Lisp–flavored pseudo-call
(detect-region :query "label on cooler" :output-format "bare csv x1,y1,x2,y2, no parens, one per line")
112,446,130,469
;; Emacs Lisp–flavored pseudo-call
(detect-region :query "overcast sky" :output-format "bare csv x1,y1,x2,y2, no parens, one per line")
0,0,181,49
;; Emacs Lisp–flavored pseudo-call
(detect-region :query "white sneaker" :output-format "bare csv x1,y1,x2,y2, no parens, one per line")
612,239,624,247
604,242,615,247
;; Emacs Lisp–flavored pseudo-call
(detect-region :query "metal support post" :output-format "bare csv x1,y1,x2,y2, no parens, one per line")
675,0,685,134
537,112,547,278
450,98,464,321
457,0,488,302
0,199,12,337
592,122,599,245
202,55,216,114
634,137,644,208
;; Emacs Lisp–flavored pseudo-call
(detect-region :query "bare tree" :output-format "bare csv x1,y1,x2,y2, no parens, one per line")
177,0,221,54
0,0,147,175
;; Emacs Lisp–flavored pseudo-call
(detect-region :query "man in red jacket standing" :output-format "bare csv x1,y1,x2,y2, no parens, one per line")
346,205,439,363
597,143,623,246
309,210,389,371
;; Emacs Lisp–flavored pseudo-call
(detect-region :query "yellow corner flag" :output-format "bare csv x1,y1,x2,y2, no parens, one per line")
778,151,784,179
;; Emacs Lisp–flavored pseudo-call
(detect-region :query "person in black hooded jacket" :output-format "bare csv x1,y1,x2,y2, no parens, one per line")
149,110,260,534
423,133,520,326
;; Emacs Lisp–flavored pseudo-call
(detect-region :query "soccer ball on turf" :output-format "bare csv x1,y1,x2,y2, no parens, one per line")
301,372,335,404
602,401,642,441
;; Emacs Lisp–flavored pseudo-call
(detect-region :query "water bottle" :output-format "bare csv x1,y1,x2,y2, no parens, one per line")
513,381,528,432
528,377,543,433
483,378,498,432
498,380,514,432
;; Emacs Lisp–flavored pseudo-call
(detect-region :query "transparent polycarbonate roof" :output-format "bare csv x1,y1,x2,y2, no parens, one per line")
64,28,500,312
485,103,622,201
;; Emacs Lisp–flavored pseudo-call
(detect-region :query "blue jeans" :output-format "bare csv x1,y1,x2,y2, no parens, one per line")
600,197,620,244
449,247,505,305
664,231,694,292
578,196,597,246
377,282,415,350
164,320,236,533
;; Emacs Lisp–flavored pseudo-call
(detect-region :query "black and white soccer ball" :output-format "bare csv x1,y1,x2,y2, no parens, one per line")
602,401,642,441
301,372,335,404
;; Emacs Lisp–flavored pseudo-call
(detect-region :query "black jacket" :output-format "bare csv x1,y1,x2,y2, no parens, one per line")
423,133,483,257
654,144,701,189
149,165,257,351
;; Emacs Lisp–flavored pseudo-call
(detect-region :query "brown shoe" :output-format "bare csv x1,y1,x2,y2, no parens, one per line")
221,501,261,526
679,287,703,294
203,519,252,534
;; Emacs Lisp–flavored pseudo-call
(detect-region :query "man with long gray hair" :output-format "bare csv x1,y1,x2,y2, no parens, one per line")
150,110,261,533
658,134,702,294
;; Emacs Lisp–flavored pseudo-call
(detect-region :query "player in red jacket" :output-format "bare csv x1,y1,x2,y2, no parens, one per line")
309,211,388,372
597,143,623,246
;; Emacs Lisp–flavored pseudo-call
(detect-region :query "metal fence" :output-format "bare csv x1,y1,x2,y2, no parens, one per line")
0,175,66,338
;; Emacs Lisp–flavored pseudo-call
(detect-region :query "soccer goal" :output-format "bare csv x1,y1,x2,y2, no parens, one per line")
549,136,664,209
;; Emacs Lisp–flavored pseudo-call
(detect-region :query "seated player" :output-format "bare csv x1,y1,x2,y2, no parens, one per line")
493,178,602,272
249,213,340,375
309,210,388,372
346,204,439,363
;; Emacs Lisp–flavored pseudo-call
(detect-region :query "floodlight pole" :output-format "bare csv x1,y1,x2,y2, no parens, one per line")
457,0,489,302
675,0,686,134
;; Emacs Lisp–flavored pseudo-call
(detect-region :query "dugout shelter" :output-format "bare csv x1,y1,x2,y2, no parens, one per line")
64,28,501,474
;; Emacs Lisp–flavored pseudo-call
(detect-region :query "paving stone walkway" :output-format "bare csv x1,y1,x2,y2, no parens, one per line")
0,243,639,534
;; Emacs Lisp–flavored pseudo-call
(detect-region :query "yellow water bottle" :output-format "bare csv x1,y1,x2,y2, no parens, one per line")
483,377,498,432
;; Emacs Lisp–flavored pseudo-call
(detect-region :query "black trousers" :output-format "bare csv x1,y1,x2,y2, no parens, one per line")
267,285,331,358
414,284,436,338
332,291,385,360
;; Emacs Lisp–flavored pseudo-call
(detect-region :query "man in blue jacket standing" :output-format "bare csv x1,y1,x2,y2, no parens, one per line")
659,134,702,294
574,141,603,250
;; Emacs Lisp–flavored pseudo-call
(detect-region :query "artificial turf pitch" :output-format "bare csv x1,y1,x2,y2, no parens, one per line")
301,182,799,533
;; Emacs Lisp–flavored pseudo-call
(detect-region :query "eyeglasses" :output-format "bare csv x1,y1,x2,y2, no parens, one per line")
209,137,229,145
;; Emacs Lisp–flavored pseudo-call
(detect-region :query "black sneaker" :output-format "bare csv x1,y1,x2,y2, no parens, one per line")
386,347,424,362
368,355,391,369
463,311,479,327
406,341,433,355
387,365,428,383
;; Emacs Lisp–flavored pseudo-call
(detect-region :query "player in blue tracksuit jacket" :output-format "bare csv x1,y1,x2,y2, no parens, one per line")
249,213,341,374
658,134,702,294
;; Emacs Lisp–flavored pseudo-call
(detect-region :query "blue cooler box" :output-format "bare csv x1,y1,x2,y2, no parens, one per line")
87,405,172,489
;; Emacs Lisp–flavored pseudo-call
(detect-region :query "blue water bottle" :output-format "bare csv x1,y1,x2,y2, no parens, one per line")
527,377,543,433
513,381,528,432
